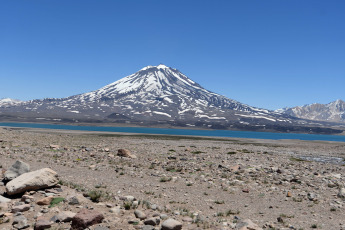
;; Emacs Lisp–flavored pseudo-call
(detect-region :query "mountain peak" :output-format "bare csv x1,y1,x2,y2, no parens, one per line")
334,99,344,104
140,64,171,71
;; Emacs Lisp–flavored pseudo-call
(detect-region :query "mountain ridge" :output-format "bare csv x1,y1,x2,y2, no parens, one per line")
0,65,343,134
278,99,345,123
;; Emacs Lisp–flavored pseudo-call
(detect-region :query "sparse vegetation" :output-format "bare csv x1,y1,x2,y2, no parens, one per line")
227,151,237,155
49,197,65,208
191,151,205,154
160,177,172,182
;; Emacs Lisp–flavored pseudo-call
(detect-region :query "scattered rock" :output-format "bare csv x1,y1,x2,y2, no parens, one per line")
71,209,104,230
4,160,30,181
54,211,76,222
67,194,87,205
6,168,59,195
109,206,121,215
117,149,137,159
12,214,30,229
161,218,182,230
338,188,345,199
134,209,147,220
0,194,11,203
142,225,155,230
34,216,52,230
49,144,60,150
11,204,31,213
144,217,160,226
235,219,262,230
37,196,54,205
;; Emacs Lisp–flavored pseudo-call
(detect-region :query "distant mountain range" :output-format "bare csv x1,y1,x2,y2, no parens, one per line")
0,98,22,107
0,65,343,134
277,99,345,123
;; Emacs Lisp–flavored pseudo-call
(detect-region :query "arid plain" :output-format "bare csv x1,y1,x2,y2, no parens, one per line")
1,127,345,229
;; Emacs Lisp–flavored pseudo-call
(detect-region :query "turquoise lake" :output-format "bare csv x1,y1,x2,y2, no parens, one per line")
0,122,345,142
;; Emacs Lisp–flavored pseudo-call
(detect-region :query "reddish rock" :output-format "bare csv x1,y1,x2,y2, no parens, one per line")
71,209,104,230
37,196,54,205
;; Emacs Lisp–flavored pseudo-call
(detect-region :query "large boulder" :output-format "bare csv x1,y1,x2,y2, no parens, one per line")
4,160,30,181
6,168,59,195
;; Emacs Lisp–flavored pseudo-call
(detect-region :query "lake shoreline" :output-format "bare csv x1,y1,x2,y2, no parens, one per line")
1,121,345,142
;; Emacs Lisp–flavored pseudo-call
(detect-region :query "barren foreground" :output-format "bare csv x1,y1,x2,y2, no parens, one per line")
1,127,345,229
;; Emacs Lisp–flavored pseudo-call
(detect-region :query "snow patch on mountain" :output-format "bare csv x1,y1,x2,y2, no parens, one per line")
0,98,23,107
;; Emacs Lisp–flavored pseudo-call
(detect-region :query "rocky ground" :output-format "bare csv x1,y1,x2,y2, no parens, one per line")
1,127,345,229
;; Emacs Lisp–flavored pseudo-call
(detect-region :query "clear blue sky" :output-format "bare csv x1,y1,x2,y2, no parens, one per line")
1,0,344,110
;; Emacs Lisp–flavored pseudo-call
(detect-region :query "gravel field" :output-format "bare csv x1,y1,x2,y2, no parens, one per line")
1,127,345,229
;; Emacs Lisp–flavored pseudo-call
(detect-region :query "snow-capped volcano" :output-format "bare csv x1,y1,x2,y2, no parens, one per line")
1,64,341,133
278,99,345,123
74,64,256,113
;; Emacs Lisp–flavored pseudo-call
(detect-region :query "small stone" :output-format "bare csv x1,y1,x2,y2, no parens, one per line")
117,149,137,159
37,196,54,205
134,209,147,220
49,144,60,150
234,219,262,230
54,211,76,222
21,195,34,202
144,217,160,226
338,188,345,199
182,216,193,222
44,193,56,197
161,218,182,230
242,188,249,193
13,214,29,229
67,193,88,205
94,227,110,230
34,217,52,230
4,160,30,181
142,226,155,230
12,204,30,213
287,191,292,197
160,214,168,220
109,206,121,215
308,192,317,201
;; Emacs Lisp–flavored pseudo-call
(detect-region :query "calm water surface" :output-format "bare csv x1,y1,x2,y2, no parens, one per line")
0,122,345,142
